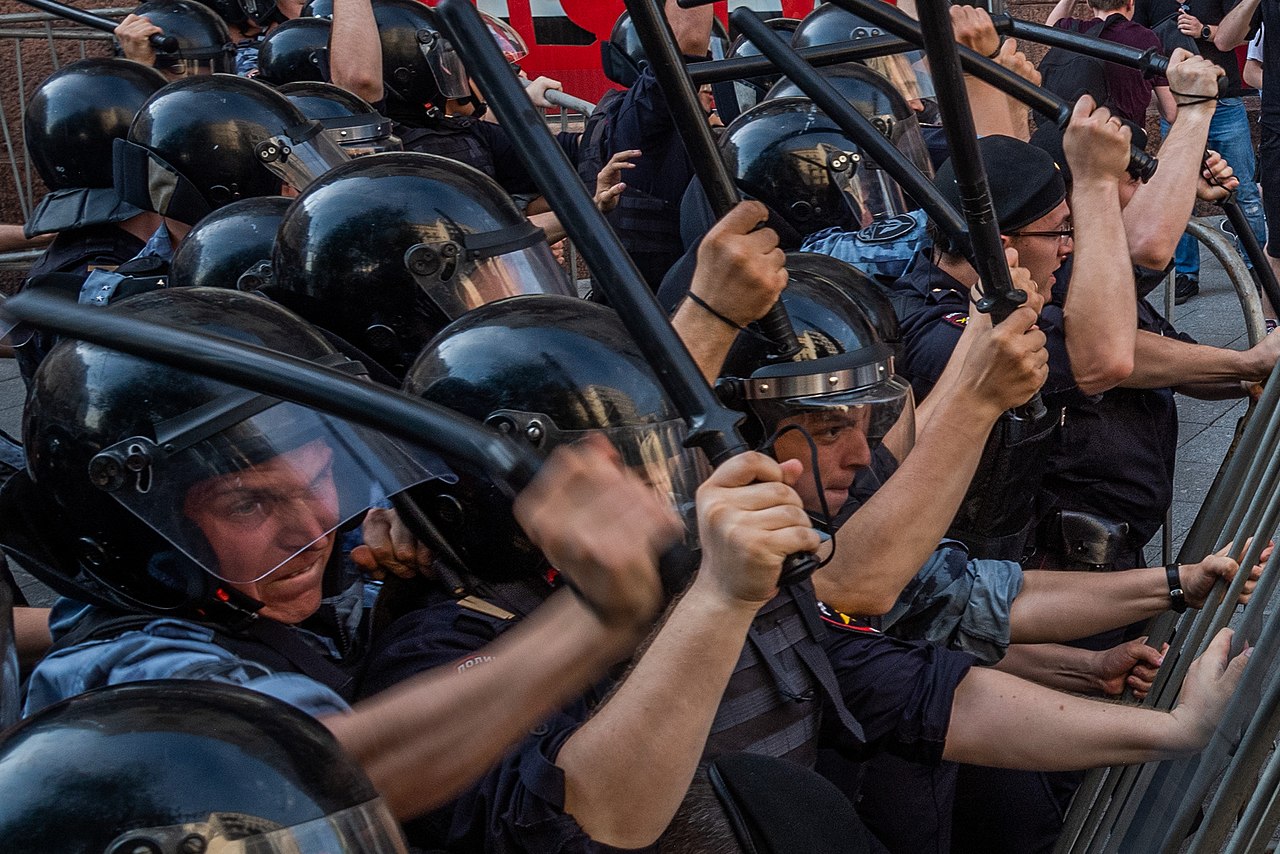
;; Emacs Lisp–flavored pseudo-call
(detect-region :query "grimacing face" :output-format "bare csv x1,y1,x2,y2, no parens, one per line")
771,407,873,513
182,438,339,624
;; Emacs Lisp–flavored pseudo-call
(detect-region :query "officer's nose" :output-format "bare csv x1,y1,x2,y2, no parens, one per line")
839,429,873,471
275,494,334,551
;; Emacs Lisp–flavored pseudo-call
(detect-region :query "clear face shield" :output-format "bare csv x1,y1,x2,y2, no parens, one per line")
482,12,529,64
0,296,34,350
104,799,409,854
811,142,915,228
417,29,471,100
255,121,352,192
403,222,574,321
485,411,710,549
89,373,453,586
317,114,403,157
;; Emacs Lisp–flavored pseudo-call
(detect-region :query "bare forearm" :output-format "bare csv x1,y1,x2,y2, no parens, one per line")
1045,0,1078,26
330,0,383,103
1063,179,1135,394
1122,105,1214,269
993,642,1109,694
1215,0,1260,49
944,666,1192,769
558,586,757,849
665,0,714,57
325,591,640,820
965,75,1019,138
528,212,566,246
0,225,48,252
672,300,741,384
1127,330,1262,389
816,391,1000,614
1009,568,1168,643
15,607,51,670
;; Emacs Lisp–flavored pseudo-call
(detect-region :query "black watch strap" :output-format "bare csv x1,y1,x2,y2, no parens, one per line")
1201,24,1212,39
1167,563,1188,613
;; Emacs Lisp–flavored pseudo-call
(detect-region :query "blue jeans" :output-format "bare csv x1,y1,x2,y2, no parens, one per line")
1163,98,1267,278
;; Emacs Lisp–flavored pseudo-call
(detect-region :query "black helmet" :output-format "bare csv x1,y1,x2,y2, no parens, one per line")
718,254,913,456
300,0,332,19
129,0,238,76
116,74,349,223
19,287,446,623
403,295,706,583
257,16,331,84
280,81,402,156
719,17,801,121
720,97,918,240
168,195,290,289
764,61,933,177
792,4,934,107
268,151,573,378
0,681,408,853
784,250,900,345
23,58,167,191
372,0,470,107
601,11,731,88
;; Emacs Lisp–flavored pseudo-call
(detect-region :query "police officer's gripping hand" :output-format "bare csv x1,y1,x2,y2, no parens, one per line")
957,248,1050,416
525,76,565,109
1166,48,1225,110
1063,96,1132,187
114,14,162,67
351,507,435,581
1170,628,1251,754
689,201,788,328
1092,638,1168,700
991,38,1041,87
513,434,679,630
1196,149,1238,202
950,4,1000,59
594,150,640,214
692,453,821,610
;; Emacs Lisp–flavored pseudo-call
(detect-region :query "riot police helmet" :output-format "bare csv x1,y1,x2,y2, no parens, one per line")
0,681,409,853
19,287,447,624
280,81,402,156
116,74,349,224
722,17,800,118
601,10,731,89
483,11,528,64
403,295,707,583
23,58,167,191
792,3,934,107
764,61,933,177
168,195,289,290
300,0,331,18
128,0,238,76
372,0,470,107
256,16,330,84
718,254,914,467
720,97,917,239
268,151,573,378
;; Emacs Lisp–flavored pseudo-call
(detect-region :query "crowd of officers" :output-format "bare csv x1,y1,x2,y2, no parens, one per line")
0,0,1277,852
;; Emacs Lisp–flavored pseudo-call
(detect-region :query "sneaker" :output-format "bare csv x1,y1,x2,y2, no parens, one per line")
1174,274,1200,305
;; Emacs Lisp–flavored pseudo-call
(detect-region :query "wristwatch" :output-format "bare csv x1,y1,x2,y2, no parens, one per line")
1167,564,1188,613
1201,24,1213,39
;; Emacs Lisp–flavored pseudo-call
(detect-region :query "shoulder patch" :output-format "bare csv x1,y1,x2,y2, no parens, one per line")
855,213,919,243
942,311,969,328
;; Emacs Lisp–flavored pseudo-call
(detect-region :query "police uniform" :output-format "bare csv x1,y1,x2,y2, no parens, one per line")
800,210,929,282
363,577,974,852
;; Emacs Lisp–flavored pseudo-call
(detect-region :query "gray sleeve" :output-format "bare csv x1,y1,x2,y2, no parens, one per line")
879,545,1025,665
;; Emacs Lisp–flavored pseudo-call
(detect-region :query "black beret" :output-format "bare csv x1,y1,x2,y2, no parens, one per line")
934,134,1067,233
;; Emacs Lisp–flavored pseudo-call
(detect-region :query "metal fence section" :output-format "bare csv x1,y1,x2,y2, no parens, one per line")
537,93,593,292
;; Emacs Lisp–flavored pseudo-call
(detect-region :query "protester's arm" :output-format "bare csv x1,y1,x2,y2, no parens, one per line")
1123,52,1222,269
1216,0,1261,50
1008,546,1256,643
815,262,1050,615
14,607,51,671
1245,58,1264,89
1125,328,1280,393
329,0,384,104
324,439,678,820
557,453,820,849
527,150,642,245
666,0,714,57
994,639,1165,698
671,201,789,384
945,628,1249,768
1045,0,1080,27
953,7,1029,139
1061,96,1136,395
0,225,49,252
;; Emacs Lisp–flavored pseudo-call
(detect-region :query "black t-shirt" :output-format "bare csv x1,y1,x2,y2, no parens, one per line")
1260,13,1280,129
1134,0,1259,97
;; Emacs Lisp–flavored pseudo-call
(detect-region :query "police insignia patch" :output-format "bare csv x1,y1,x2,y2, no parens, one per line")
943,312,968,328
855,213,918,243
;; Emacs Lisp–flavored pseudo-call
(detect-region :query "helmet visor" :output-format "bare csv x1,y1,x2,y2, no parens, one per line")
318,115,403,157
419,30,471,100
813,142,915,227
864,53,926,106
93,396,454,585
257,121,352,192
408,230,574,322
482,12,529,63
105,798,409,853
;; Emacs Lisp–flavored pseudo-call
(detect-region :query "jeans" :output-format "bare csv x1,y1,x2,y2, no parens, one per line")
1163,98,1267,278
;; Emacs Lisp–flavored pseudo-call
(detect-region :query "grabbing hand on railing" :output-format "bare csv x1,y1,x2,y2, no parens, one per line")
524,75,564,109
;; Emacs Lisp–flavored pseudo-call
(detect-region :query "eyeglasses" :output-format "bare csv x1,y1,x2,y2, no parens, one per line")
1008,223,1074,245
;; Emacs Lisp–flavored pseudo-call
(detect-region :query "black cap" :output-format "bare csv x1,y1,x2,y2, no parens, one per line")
934,134,1066,233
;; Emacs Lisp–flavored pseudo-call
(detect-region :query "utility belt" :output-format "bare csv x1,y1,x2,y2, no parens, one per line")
1033,509,1135,571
